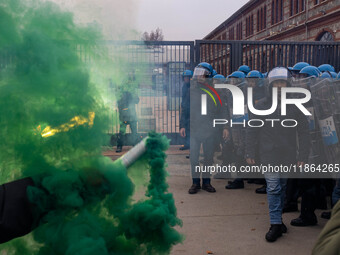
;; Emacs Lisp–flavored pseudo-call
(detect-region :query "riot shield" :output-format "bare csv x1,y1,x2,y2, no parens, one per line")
293,77,327,165
226,81,248,162
310,78,340,168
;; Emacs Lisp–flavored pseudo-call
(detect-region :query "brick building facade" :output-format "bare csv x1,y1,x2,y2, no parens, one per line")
204,0,340,42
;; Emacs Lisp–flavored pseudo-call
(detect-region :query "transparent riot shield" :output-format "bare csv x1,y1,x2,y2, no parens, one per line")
293,77,327,165
226,81,248,164
310,78,340,168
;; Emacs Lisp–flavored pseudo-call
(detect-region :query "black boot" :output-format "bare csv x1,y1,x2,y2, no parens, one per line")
255,185,267,194
116,146,122,153
202,183,216,193
265,224,283,242
281,222,287,233
225,180,244,189
188,183,201,194
290,216,317,227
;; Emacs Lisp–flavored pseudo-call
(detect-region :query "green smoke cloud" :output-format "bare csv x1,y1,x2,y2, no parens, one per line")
0,0,183,253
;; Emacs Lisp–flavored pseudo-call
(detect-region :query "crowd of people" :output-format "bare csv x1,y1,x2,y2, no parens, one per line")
179,61,340,247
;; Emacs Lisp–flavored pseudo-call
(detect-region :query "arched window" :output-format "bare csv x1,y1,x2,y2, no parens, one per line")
316,31,334,42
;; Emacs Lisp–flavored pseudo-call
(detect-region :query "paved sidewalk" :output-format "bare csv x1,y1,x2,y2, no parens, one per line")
106,145,328,255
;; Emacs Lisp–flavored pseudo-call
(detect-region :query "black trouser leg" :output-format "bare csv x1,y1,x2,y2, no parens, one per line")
285,178,299,207
129,121,137,145
299,179,318,220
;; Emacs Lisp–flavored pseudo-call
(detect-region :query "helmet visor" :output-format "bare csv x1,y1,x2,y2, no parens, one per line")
193,67,210,78
268,67,290,85
268,67,289,79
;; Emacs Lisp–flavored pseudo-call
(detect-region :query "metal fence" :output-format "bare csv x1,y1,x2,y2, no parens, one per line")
2,40,340,145
102,41,195,145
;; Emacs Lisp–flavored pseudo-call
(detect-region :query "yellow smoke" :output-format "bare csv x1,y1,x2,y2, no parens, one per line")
37,112,95,138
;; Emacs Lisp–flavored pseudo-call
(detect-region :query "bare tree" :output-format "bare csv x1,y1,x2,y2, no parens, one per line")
142,28,164,41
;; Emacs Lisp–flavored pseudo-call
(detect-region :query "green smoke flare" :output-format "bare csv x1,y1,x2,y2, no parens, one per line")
0,0,183,254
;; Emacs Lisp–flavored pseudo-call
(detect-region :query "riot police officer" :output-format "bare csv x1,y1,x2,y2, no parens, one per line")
290,62,310,78
225,70,266,189
289,66,323,226
238,65,251,76
179,70,193,151
188,62,229,194
246,67,310,242
116,74,140,153
318,64,335,73
246,70,267,193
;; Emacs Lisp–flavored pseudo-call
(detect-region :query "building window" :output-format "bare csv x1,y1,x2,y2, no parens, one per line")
274,0,279,24
264,6,267,29
275,0,279,23
229,27,234,40
229,27,235,40
236,22,242,40
261,9,264,32
271,0,282,24
257,6,267,32
317,31,334,41
257,10,260,32
315,0,326,4
291,0,306,15
290,0,294,16
272,1,275,25
246,15,254,37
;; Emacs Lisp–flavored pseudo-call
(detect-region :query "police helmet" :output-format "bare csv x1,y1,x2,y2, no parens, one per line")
318,64,335,73
193,62,214,78
238,65,251,75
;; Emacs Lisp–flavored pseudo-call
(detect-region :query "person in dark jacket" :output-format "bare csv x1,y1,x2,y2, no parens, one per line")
290,67,326,227
226,70,266,190
188,62,230,194
116,74,140,153
179,70,193,151
222,71,247,188
246,67,310,242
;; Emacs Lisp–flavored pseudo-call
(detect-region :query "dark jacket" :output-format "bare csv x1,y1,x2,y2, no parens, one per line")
118,91,140,122
189,80,230,139
228,82,266,158
246,97,311,163
180,81,190,129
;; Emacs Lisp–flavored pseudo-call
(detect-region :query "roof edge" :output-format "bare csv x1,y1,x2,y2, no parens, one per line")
203,0,259,40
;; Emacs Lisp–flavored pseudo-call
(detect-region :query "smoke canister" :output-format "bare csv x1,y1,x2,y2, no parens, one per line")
120,137,148,168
